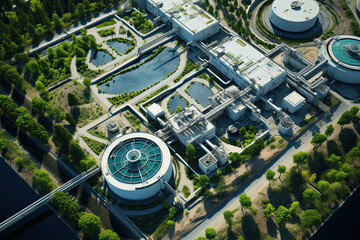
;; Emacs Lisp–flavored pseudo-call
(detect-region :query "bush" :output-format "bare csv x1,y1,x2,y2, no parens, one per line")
33,169,56,194
97,27,115,37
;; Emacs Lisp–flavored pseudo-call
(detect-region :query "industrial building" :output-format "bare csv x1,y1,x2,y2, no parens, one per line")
209,36,287,96
282,91,305,113
319,35,360,84
270,0,320,33
138,0,219,42
101,132,173,201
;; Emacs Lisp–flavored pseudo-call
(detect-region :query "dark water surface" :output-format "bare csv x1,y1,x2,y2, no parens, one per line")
0,157,78,240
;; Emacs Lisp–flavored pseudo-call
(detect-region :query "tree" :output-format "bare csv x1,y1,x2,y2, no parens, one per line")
311,133,327,149
52,124,73,152
223,210,234,227
350,106,359,118
32,97,49,116
239,193,252,214
239,127,246,137
14,53,29,64
99,230,120,240
83,77,91,88
289,201,299,213
327,154,342,168
335,170,348,182
52,13,63,30
65,112,76,125
266,169,275,186
317,180,330,192
78,212,102,236
301,209,322,229
349,146,360,167
68,93,79,106
293,151,309,172
325,124,334,137
274,205,292,226
199,174,210,188
263,203,275,218
303,188,320,203
166,220,175,229
175,106,183,113
277,165,286,185
186,144,196,161
69,139,86,165
205,227,217,239
33,169,56,194
337,111,352,128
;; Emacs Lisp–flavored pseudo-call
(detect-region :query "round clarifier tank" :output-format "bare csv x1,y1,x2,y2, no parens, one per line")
270,0,320,33
319,35,360,84
101,132,173,201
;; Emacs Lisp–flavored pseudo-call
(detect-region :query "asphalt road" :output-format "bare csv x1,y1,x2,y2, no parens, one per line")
183,97,358,240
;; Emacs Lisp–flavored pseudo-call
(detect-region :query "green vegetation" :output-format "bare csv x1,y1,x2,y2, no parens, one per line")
88,128,108,140
97,27,115,37
0,95,49,143
136,85,169,107
173,59,199,83
96,18,116,29
99,230,120,240
33,169,56,194
205,227,217,239
124,110,142,131
81,136,106,155
0,61,27,91
51,192,82,225
239,193,252,214
129,10,154,34
78,212,102,236
182,185,191,198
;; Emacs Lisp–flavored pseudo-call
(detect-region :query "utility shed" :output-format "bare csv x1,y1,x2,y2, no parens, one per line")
199,153,217,174
282,91,305,113
147,103,164,119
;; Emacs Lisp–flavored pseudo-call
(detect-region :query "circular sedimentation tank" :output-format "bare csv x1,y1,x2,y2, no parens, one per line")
319,35,360,84
270,0,320,33
101,132,173,201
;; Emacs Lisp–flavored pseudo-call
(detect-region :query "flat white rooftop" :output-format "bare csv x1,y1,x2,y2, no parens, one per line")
152,0,218,34
147,103,164,118
284,91,305,107
243,58,286,87
210,36,286,87
211,37,264,69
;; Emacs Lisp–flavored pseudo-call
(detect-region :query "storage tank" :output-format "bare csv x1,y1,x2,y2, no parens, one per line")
101,132,173,201
270,0,320,33
319,35,360,84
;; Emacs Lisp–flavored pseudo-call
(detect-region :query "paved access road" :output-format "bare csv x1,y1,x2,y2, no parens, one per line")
183,96,358,240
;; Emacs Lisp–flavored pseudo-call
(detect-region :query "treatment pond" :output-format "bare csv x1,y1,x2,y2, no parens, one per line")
98,47,179,95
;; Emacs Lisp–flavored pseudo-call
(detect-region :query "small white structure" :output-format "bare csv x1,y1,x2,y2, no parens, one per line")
199,153,217,174
227,100,246,121
282,91,305,113
107,120,119,134
270,0,320,33
147,103,164,119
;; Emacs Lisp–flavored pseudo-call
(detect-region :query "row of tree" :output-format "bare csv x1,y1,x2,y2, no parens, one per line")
51,191,120,239
0,95,49,143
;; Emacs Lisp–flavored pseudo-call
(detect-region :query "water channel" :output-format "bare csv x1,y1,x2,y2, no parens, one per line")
186,82,213,107
0,157,78,240
107,41,132,55
98,47,179,95
168,95,187,113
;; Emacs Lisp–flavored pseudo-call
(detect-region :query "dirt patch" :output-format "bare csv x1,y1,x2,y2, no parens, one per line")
295,47,320,63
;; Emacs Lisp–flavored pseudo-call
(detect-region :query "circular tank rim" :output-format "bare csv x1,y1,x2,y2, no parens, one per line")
101,132,172,192
324,35,360,71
